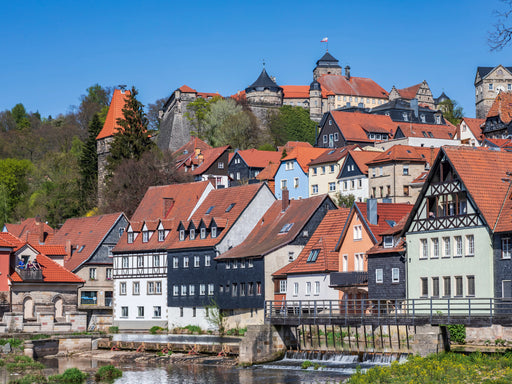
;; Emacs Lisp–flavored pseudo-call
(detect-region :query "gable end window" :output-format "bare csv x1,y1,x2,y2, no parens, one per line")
127,232,134,244
503,238,511,259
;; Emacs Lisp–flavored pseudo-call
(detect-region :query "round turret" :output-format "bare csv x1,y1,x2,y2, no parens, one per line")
309,79,322,92
245,68,283,107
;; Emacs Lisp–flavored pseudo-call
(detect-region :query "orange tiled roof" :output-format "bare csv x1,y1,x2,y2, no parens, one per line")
317,75,388,99
49,213,126,272
4,218,55,244
282,85,310,99
10,253,83,284
282,147,329,173
354,202,413,241
367,145,438,165
486,91,512,124
179,85,197,93
396,83,422,99
233,149,282,169
32,245,67,256
396,122,457,140
173,137,212,161
0,232,24,249
461,117,485,141
340,150,380,176
257,162,280,181
96,89,131,140
190,146,230,176
329,111,397,142
308,145,360,166
217,195,333,260
273,208,350,276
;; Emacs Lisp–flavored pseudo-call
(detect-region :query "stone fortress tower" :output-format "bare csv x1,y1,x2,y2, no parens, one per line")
475,65,512,119
244,67,283,124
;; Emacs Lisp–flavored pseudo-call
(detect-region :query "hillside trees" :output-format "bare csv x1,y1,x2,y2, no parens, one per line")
268,105,316,146
0,159,33,227
79,114,102,210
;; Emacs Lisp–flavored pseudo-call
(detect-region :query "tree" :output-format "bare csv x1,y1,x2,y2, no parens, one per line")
0,158,33,226
106,87,155,175
75,84,112,130
184,96,221,140
79,114,102,210
268,105,316,146
335,193,356,208
489,0,512,50
11,104,31,130
147,97,166,132
439,99,464,126
205,99,243,146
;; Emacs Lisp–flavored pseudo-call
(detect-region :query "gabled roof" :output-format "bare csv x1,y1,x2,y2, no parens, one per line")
256,162,280,181
10,253,84,284
0,233,24,250
96,89,131,140
395,122,457,140
246,68,282,93
316,52,341,67
482,138,512,149
190,146,230,175
395,83,422,100
273,208,350,276
3,218,55,244
476,66,512,80
486,91,512,124
231,149,282,169
317,74,388,99
49,213,126,272
308,145,360,166
179,85,197,93
278,141,313,153
460,117,485,141
281,147,329,173
367,145,438,165
217,195,333,260
282,85,310,99
173,137,212,163
328,111,397,142
32,245,67,257
338,150,381,177
168,183,271,250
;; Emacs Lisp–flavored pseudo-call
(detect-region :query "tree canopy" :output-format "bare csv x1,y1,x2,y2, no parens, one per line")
489,0,512,50
439,99,464,126
268,105,317,146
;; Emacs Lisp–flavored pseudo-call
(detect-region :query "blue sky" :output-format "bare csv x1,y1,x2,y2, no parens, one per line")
2,0,511,118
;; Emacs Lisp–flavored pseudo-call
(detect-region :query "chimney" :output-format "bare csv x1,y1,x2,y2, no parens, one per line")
38,222,45,244
282,189,290,211
163,198,175,218
367,198,378,225
195,147,201,156
65,240,72,260
345,65,351,80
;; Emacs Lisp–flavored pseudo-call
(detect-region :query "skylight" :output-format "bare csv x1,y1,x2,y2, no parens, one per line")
78,245,85,253
384,219,396,227
428,132,434,138
206,206,215,214
279,223,294,234
406,150,411,153
422,131,428,137
328,150,335,154
307,249,320,263
225,203,236,212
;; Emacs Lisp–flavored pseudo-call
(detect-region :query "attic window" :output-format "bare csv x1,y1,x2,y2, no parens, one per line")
307,249,320,263
385,220,396,227
328,150,335,155
211,227,217,238
279,223,294,234
422,131,428,137
142,231,149,243
158,229,165,242
128,232,134,244
448,133,453,138
206,206,215,214
428,132,434,138
179,230,185,241
190,229,195,240
200,228,206,239
383,236,393,248
225,203,236,212
119,227,125,238
406,150,412,154
78,245,85,253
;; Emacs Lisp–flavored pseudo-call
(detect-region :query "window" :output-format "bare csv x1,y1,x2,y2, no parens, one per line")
455,276,463,296
240,259,246,268
321,166,326,174
142,231,149,243
314,281,320,295
503,238,511,259
281,179,287,190
155,281,161,294
342,254,348,272
180,307,184,317
106,268,112,280
285,161,294,170
329,182,336,192
392,268,399,283
306,282,311,295
294,177,299,188
280,223,294,233
206,205,215,214
443,237,451,257
205,255,211,267
467,276,475,296
280,280,287,293
137,256,144,268
218,162,224,169
353,225,362,240
137,306,144,318
312,167,317,176
190,229,195,240
232,283,237,296
80,291,97,305
489,83,494,90
236,172,240,180
226,203,236,212
428,238,439,259
189,284,195,296
120,282,126,295
183,257,189,268
200,228,206,239
454,236,463,257
354,253,364,271
293,282,299,296
232,259,238,269
466,235,475,256
403,185,410,196
211,227,217,238
133,282,140,295
208,283,214,296
403,165,409,175
307,249,320,263
89,268,96,280
153,255,160,268
312,185,318,194
181,284,187,296
148,282,154,294
443,277,451,297
503,280,512,298
199,284,206,296
323,135,327,143
383,236,393,248
153,306,161,318
194,256,200,267
432,277,439,297
173,257,179,269
334,133,339,141
122,257,129,268
179,230,185,241
420,239,428,259
376,269,383,283
240,283,246,296
248,259,254,268
127,232,134,244
173,285,179,296
421,278,428,297
121,307,128,318
119,227,125,238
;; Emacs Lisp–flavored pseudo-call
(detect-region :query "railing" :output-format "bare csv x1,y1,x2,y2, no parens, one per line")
15,267,43,282
265,298,512,326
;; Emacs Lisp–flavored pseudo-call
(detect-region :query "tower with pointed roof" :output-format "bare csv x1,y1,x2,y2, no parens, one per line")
245,67,284,126
475,65,512,119
313,51,342,80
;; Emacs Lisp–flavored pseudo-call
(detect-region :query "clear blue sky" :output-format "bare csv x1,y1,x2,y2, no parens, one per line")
2,0,510,118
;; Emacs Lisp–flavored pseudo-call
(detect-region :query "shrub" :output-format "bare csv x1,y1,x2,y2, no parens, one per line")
108,326,119,334
184,325,201,334
48,368,87,383
0,338,24,349
9,373,48,384
447,324,466,344
94,365,122,382
149,326,164,334
301,360,313,369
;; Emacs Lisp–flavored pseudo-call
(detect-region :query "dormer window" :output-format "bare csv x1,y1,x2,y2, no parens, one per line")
200,228,206,239
435,115,441,124
190,229,195,240
211,227,217,238
142,231,149,243
206,206,215,214
383,236,393,248
158,229,165,242
179,230,185,241
128,232,134,244
420,114,426,123
402,112,408,121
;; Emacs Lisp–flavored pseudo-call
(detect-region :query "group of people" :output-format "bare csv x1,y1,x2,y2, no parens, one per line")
17,259,41,270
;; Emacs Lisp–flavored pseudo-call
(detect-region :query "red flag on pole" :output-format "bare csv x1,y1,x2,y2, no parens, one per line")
320,37,328,42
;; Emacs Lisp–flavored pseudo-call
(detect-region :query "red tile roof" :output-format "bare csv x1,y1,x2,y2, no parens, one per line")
483,138,512,148
216,195,332,260
340,150,381,176
189,146,230,176
317,75,389,99
233,149,282,168
396,83,422,99
4,218,55,244
96,89,131,140
367,145,438,165
0,232,24,249
179,85,197,93
308,145,360,166
329,111,397,142
256,162,280,181
173,137,212,164
49,213,126,272
282,85,310,99
282,147,330,173
32,245,67,256
396,122,457,140
278,141,313,153
353,202,413,241
486,91,512,123
460,117,485,141
273,208,350,276
10,253,83,284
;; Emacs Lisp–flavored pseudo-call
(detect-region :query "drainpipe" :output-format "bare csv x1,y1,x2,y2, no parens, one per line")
393,163,396,203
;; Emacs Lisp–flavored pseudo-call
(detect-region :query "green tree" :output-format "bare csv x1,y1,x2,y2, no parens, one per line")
79,114,102,209
335,193,356,208
268,105,316,146
205,99,242,145
215,111,259,149
439,99,464,126
11,104,31,130
76,84,112,130
106,87,155,175
0,158,33,226
184,96,221,140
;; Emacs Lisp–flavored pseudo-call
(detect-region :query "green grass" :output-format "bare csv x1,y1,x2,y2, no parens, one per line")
94,365,122,382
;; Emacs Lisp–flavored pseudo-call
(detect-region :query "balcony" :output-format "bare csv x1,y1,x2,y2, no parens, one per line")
15,267,43,282
330,271,368,288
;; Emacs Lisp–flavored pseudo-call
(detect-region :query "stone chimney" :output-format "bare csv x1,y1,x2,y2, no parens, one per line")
65,240,72,260
345,65,351,80
367,198,378,225
282,189,290,211
163,198,175,218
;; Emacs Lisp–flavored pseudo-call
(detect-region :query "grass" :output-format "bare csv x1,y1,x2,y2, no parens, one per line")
0,338,24,349
94,365,122,382
348,352,512,383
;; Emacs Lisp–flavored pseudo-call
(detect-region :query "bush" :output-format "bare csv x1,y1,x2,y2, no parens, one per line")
0,338,24,349
94,365,122,382
9,373,48,384
108,326,119,334
48,368,87,383
447,324,466,344
183,325,201,334
301,360,313,369
149,326,168,334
